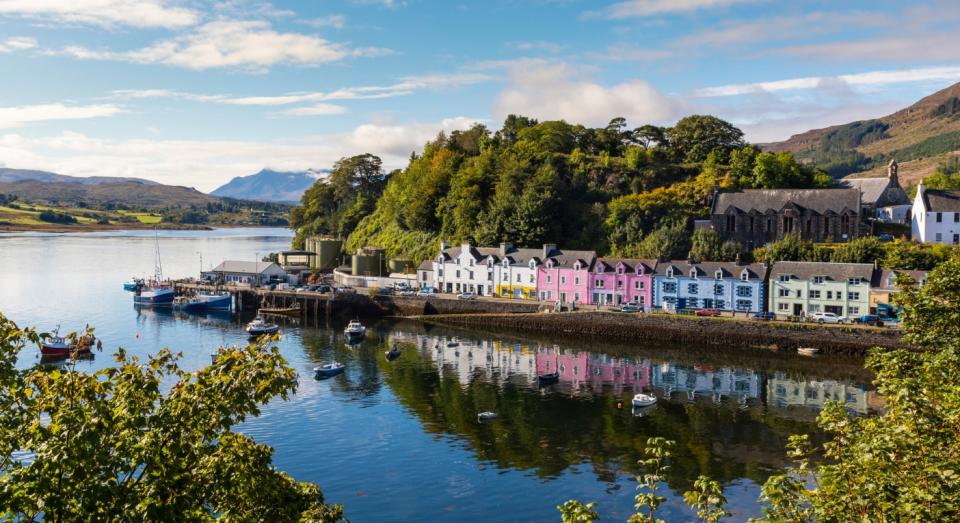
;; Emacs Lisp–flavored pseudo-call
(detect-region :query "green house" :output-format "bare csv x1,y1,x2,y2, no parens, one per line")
769,261,874,318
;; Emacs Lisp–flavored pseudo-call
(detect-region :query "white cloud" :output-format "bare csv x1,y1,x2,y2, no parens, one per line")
62,20,393,71
0,36,37,53
0,0,200,28
305,15,346,29
0,103,122,128
277,103,348,116
493,61,677,127
0,118,480,191
676,11,889,48
694,66,960,97
586,0,756,19
770,34,960,63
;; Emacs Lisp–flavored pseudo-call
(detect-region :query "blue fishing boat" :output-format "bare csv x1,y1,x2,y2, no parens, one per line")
314,362,345,379
122,278,143,291
133,229,174,305
174,292,232,312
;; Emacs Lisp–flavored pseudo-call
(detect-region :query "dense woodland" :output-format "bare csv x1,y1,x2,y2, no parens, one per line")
291,115,831,262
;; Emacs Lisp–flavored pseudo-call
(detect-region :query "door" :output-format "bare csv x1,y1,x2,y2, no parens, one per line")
514,288,522,299
793,303,803,316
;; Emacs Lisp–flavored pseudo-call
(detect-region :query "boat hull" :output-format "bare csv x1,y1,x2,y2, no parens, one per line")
247,326,280,336
133,288,174,304
314,366,345,378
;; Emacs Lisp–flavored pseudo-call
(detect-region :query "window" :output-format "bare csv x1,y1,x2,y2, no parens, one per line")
726,214,735,232
795,289,802,298
687,283,699,294
813,276,824,284
716,299,726,309
736,299,751,310
936,232,943,242
955,213,959,223
469,258,474,266
702,298,714,308
488,273,493,281
546,275,552,284
687,298,699,309
529,275,535,283
826,290,833,299
663,282,677,293
438,269,444,277
638,296,645,305
574,293,580,302
778,275,791,282
595,279,604,288
715,270,723,280
824,217,831,235
468,271,473,279
736,286,752,297
714,284,724,295
575,277,580,285
455,270,460,278
749,216,754,233
634,280,643,290
847,306,860,315
663,296,677,307
741,271,749,281
617,280,623,289
778,303,790,311
778,288,790,297
515,274,520,282
937,212,943,223
848,278,861,285
560,276,566,285
596,266,603,274
810,290,821,299
849,292,860,300
841,214,850,234
666,268,674,278
690,269,698,279
617,267,624,274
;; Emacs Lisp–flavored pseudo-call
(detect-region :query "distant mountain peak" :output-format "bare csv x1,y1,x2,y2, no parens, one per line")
210,168,326,203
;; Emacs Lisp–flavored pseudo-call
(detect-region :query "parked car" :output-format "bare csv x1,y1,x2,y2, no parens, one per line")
317,285,333,293
398,289,417,297
809,311,848,324
752,311,776,321
457,292,476,300
695,308,721,317
878,233,894,242
619,304,641,313
416,289,434,297
376,287,395,295
854,314,884,327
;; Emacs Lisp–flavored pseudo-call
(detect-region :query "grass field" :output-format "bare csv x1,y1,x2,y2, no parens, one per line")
118,210,163,223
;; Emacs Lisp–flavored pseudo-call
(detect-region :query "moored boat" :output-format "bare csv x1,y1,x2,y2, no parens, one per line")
40,335,72,357
259,304,300,317
314,362,345,378
122,278,143,291
632,393,657,408
477,411,498,422
245,317,280,337
537,371,560,385
385,345,401,361
797,347,820,356
344,319,366,340
197,292,232,310
134,285,175,305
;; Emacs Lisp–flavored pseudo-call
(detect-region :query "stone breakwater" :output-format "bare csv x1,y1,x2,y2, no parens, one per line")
416,311,905,357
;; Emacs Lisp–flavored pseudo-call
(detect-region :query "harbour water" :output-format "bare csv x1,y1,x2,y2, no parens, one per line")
0,228,878,521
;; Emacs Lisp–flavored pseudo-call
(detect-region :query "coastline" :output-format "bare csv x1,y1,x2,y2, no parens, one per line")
0,222,287,233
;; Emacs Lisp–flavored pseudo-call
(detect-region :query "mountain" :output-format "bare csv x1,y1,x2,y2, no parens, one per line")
764,81,960,185
210,168,324,203
0,168,216,209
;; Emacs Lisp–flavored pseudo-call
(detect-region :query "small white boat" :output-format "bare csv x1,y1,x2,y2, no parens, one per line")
477,411,498,422
314,362,345,378
344,319,366,339
632,393,657,408
245,316,280,336
797,347,820,356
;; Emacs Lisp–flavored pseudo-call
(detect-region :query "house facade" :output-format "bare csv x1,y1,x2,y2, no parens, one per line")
651,260,768,313
589,258,657,307
769,261,873,318
711,188,862,248
537,246,596,304
432,242,499,295
492,243,543,300
911,181,960,244
416,260,433,290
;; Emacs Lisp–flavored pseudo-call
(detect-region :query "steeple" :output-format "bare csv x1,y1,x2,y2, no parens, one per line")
888,158,899,186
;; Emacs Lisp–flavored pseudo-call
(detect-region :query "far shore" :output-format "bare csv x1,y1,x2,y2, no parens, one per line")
0,222,289,233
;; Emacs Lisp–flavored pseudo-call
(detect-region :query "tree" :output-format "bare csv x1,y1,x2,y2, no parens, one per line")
688,228,721,261
668,115,745,164
0,314,344,521
634,221,690,261
754,234,815,264
829,236,886,264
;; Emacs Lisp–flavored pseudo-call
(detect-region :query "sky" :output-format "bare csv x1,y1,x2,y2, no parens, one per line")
1,0,960,192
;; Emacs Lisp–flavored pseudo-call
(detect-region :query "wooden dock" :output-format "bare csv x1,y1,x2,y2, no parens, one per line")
174,282,340,320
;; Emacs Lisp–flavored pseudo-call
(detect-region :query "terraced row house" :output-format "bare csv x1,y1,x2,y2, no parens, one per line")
422,241,925,317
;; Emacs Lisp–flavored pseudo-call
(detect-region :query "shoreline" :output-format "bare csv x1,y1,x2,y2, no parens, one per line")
0,223,289,233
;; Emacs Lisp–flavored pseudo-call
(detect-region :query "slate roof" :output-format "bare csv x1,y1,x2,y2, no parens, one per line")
544,248,597,269
654,260,768,280
595,258,658,274
417,260,433,271
207,261,282,274
711,188,861,215
921,189,960,212
871,269,927,290
770,261,874,282
498,247,543,266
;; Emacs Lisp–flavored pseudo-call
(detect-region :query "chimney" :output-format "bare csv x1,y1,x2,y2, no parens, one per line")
735,253,742,266
542,243,556,259
499,242,513,257
439,240,449,251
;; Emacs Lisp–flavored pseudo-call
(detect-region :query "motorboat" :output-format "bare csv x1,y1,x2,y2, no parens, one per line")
632,393,658,408
174,292,232,313
133,285,174,305
40,334,73,357
122,278,143,291
632,404,657,418
245,317,280,337
477,411,498,422
537,371,560,385
385,345,402,361
314,362,345,379
797,347,820,356
344,319,366,340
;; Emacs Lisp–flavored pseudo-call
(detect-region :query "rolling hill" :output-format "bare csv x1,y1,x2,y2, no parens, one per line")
211,168,324,203
764,81,960,186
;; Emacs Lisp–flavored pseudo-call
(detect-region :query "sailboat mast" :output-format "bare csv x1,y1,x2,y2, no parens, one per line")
154,227,164,282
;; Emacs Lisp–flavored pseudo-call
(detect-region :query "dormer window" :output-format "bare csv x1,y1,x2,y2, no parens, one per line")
529,260,536,269
690,269,698,279
487,258,494,267
596,266,603,274
848,278,861,286
740,270,749,281
502,259,509,268
715,270,723,280
573,262,581,271
469,258,474,266
887,275,894,287
778,274,790,282
666,268,674,278
813,276,824,284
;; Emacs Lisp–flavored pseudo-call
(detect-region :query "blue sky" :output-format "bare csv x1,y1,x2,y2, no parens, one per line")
1,0,959,191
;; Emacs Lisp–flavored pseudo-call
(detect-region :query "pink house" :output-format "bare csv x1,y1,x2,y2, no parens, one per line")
536,244,596,305
589,258,658,308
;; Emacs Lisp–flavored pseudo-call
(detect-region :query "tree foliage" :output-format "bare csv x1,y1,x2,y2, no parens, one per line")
0,314,343,521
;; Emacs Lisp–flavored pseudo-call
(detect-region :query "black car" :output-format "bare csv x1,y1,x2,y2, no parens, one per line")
854,314,884,327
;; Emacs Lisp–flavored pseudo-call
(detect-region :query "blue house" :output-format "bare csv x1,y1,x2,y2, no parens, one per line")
652,260,768,314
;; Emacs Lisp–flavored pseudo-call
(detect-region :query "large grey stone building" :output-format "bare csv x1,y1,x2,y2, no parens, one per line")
710,188,862,248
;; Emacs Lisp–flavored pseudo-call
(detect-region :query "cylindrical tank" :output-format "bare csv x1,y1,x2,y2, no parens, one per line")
388,258,414,274
351,248,385,276
313,238,343,270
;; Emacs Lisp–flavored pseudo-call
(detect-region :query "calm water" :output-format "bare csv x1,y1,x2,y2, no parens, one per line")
0,228,877,522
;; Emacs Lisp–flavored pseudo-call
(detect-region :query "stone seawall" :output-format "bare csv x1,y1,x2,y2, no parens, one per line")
418,311,905,357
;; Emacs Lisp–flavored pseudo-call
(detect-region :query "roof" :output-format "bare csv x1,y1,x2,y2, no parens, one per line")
207,260,282,274
544,248,597,269
596,257,658,274
922,189,960,212
711,188,860,215
417,260,433,271
655,260,767,280
280,250,315,256
871,269,927,290
770,261,874,282
499,247,543,266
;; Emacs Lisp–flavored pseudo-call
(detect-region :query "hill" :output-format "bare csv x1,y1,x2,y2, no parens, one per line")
0,167,160,186
764,81,960,185
211,168,324,203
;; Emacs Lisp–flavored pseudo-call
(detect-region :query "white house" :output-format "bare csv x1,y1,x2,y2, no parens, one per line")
430,241,543,298
911,181,960,244
202,261,289,286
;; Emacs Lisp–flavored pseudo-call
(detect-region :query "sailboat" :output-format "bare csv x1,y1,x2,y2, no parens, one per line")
134,228,174,305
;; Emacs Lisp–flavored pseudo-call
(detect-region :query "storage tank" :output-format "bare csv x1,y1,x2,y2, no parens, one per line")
351,247,385,276
388,258,415,274
303,236,342,270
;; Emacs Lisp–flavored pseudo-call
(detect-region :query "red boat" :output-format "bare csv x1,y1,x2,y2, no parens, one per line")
40,330,96,357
